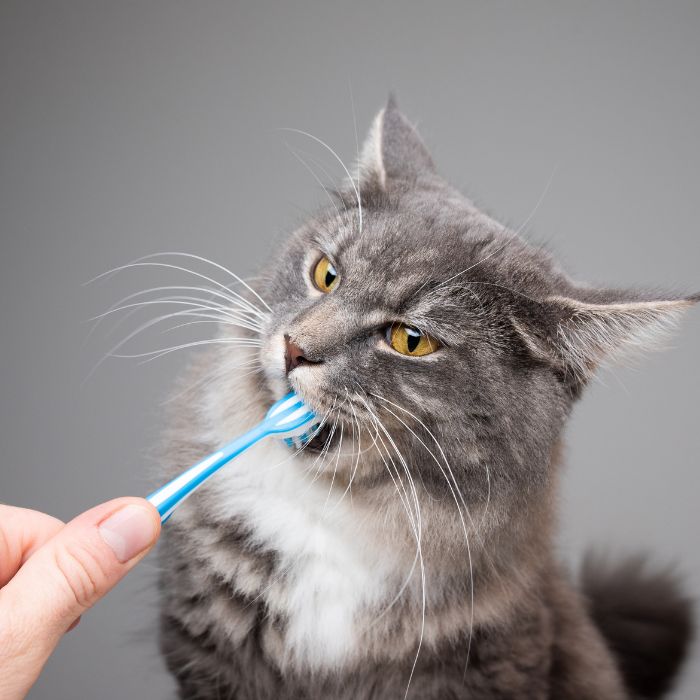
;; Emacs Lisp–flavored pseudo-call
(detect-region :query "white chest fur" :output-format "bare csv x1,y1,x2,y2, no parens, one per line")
204,435,395,670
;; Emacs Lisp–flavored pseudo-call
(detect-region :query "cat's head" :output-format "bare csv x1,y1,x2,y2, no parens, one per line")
248,97,696,505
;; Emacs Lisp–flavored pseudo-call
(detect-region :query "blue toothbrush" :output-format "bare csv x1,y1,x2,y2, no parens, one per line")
147,392,318,522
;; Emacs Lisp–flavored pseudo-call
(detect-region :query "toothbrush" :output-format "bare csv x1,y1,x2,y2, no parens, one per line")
147,392,318,522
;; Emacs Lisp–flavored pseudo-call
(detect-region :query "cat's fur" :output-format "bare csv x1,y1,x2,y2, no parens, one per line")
157,98,695,699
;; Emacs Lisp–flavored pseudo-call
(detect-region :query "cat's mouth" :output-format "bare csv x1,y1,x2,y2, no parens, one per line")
302,421,337,454
281,384,348,455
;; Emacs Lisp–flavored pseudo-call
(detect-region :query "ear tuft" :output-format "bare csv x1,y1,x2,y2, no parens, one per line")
357,105,388,191
514,293,697,384
552,296,693,380
356,96,435,192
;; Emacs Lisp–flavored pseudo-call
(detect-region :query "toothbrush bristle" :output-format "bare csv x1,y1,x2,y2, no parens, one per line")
283,422,321,451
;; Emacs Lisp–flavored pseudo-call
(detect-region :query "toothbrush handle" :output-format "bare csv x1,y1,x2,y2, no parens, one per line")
147,422,268,522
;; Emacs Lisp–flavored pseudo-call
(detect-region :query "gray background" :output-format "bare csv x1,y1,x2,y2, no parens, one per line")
1,1,698,698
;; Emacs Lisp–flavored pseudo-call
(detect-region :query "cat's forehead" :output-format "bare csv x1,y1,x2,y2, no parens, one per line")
314,209,505,293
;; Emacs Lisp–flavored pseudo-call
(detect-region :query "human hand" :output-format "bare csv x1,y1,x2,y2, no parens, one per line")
0,498,161,700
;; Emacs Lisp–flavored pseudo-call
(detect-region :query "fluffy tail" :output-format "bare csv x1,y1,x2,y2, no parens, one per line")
582,555,694,699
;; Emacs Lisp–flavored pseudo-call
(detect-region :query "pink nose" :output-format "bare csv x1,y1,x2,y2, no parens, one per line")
284,334,316,374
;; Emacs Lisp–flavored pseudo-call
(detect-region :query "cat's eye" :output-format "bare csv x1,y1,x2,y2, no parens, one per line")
388,324,441,357
312,255,339,293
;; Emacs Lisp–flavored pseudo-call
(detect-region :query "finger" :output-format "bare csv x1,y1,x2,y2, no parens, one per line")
0,497,160,700
0,505,65,587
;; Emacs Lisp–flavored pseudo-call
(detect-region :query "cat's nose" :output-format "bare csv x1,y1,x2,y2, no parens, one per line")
284,334,320,374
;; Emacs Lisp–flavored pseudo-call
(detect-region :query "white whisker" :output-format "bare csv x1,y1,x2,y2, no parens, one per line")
87,251,272,313
330,392,364,509
92,299,263,335
285,144,343,219
437,167,556,289
113,337,262,363
371,393,478,673
90,284,264,324
322,421,344,514
87,261,267,320
279,127,362,235
349,82,363,236
353,389,426,699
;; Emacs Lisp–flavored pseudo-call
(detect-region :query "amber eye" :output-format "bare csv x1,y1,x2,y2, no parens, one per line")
312,255,339,293
388,324,441,357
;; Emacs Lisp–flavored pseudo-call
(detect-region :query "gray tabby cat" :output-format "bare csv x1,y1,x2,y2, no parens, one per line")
158,98,695,699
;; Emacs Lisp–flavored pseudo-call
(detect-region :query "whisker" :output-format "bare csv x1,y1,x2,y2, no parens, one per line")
89,284,264,325
353,387,428,700
84,282,264,348
113,337,262,363
86,261,267,320
255,406,334,477
330,393,364,509
87,251,273,313
285,144,343,219
370,416,420,541
322,421,344,514
437,166,557,289
84,296,264,382
371,393,478,673
159,318,263,337
236,406,351,610
345,408,422,627
278,128,362,235
92,299,263,335
362,401,426,700
308,407,342,485
293,148,349,216
443,281,542,306
348,82,363,237
353,391,418,537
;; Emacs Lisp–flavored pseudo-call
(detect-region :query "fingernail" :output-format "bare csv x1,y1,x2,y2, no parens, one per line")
98,505,158,563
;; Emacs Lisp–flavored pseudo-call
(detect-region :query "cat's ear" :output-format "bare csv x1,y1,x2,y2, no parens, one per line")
514,290,698,384
357,95,435,191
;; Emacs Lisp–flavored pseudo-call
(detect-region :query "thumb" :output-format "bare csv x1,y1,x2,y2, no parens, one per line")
0,498,160,699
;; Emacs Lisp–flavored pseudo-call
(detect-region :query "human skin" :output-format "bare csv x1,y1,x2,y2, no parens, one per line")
0,498,161,700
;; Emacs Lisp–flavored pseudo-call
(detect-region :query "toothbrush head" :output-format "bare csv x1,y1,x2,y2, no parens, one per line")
265,392,320,449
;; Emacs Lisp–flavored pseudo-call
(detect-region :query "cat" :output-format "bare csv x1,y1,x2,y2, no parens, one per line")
157,97,695,699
